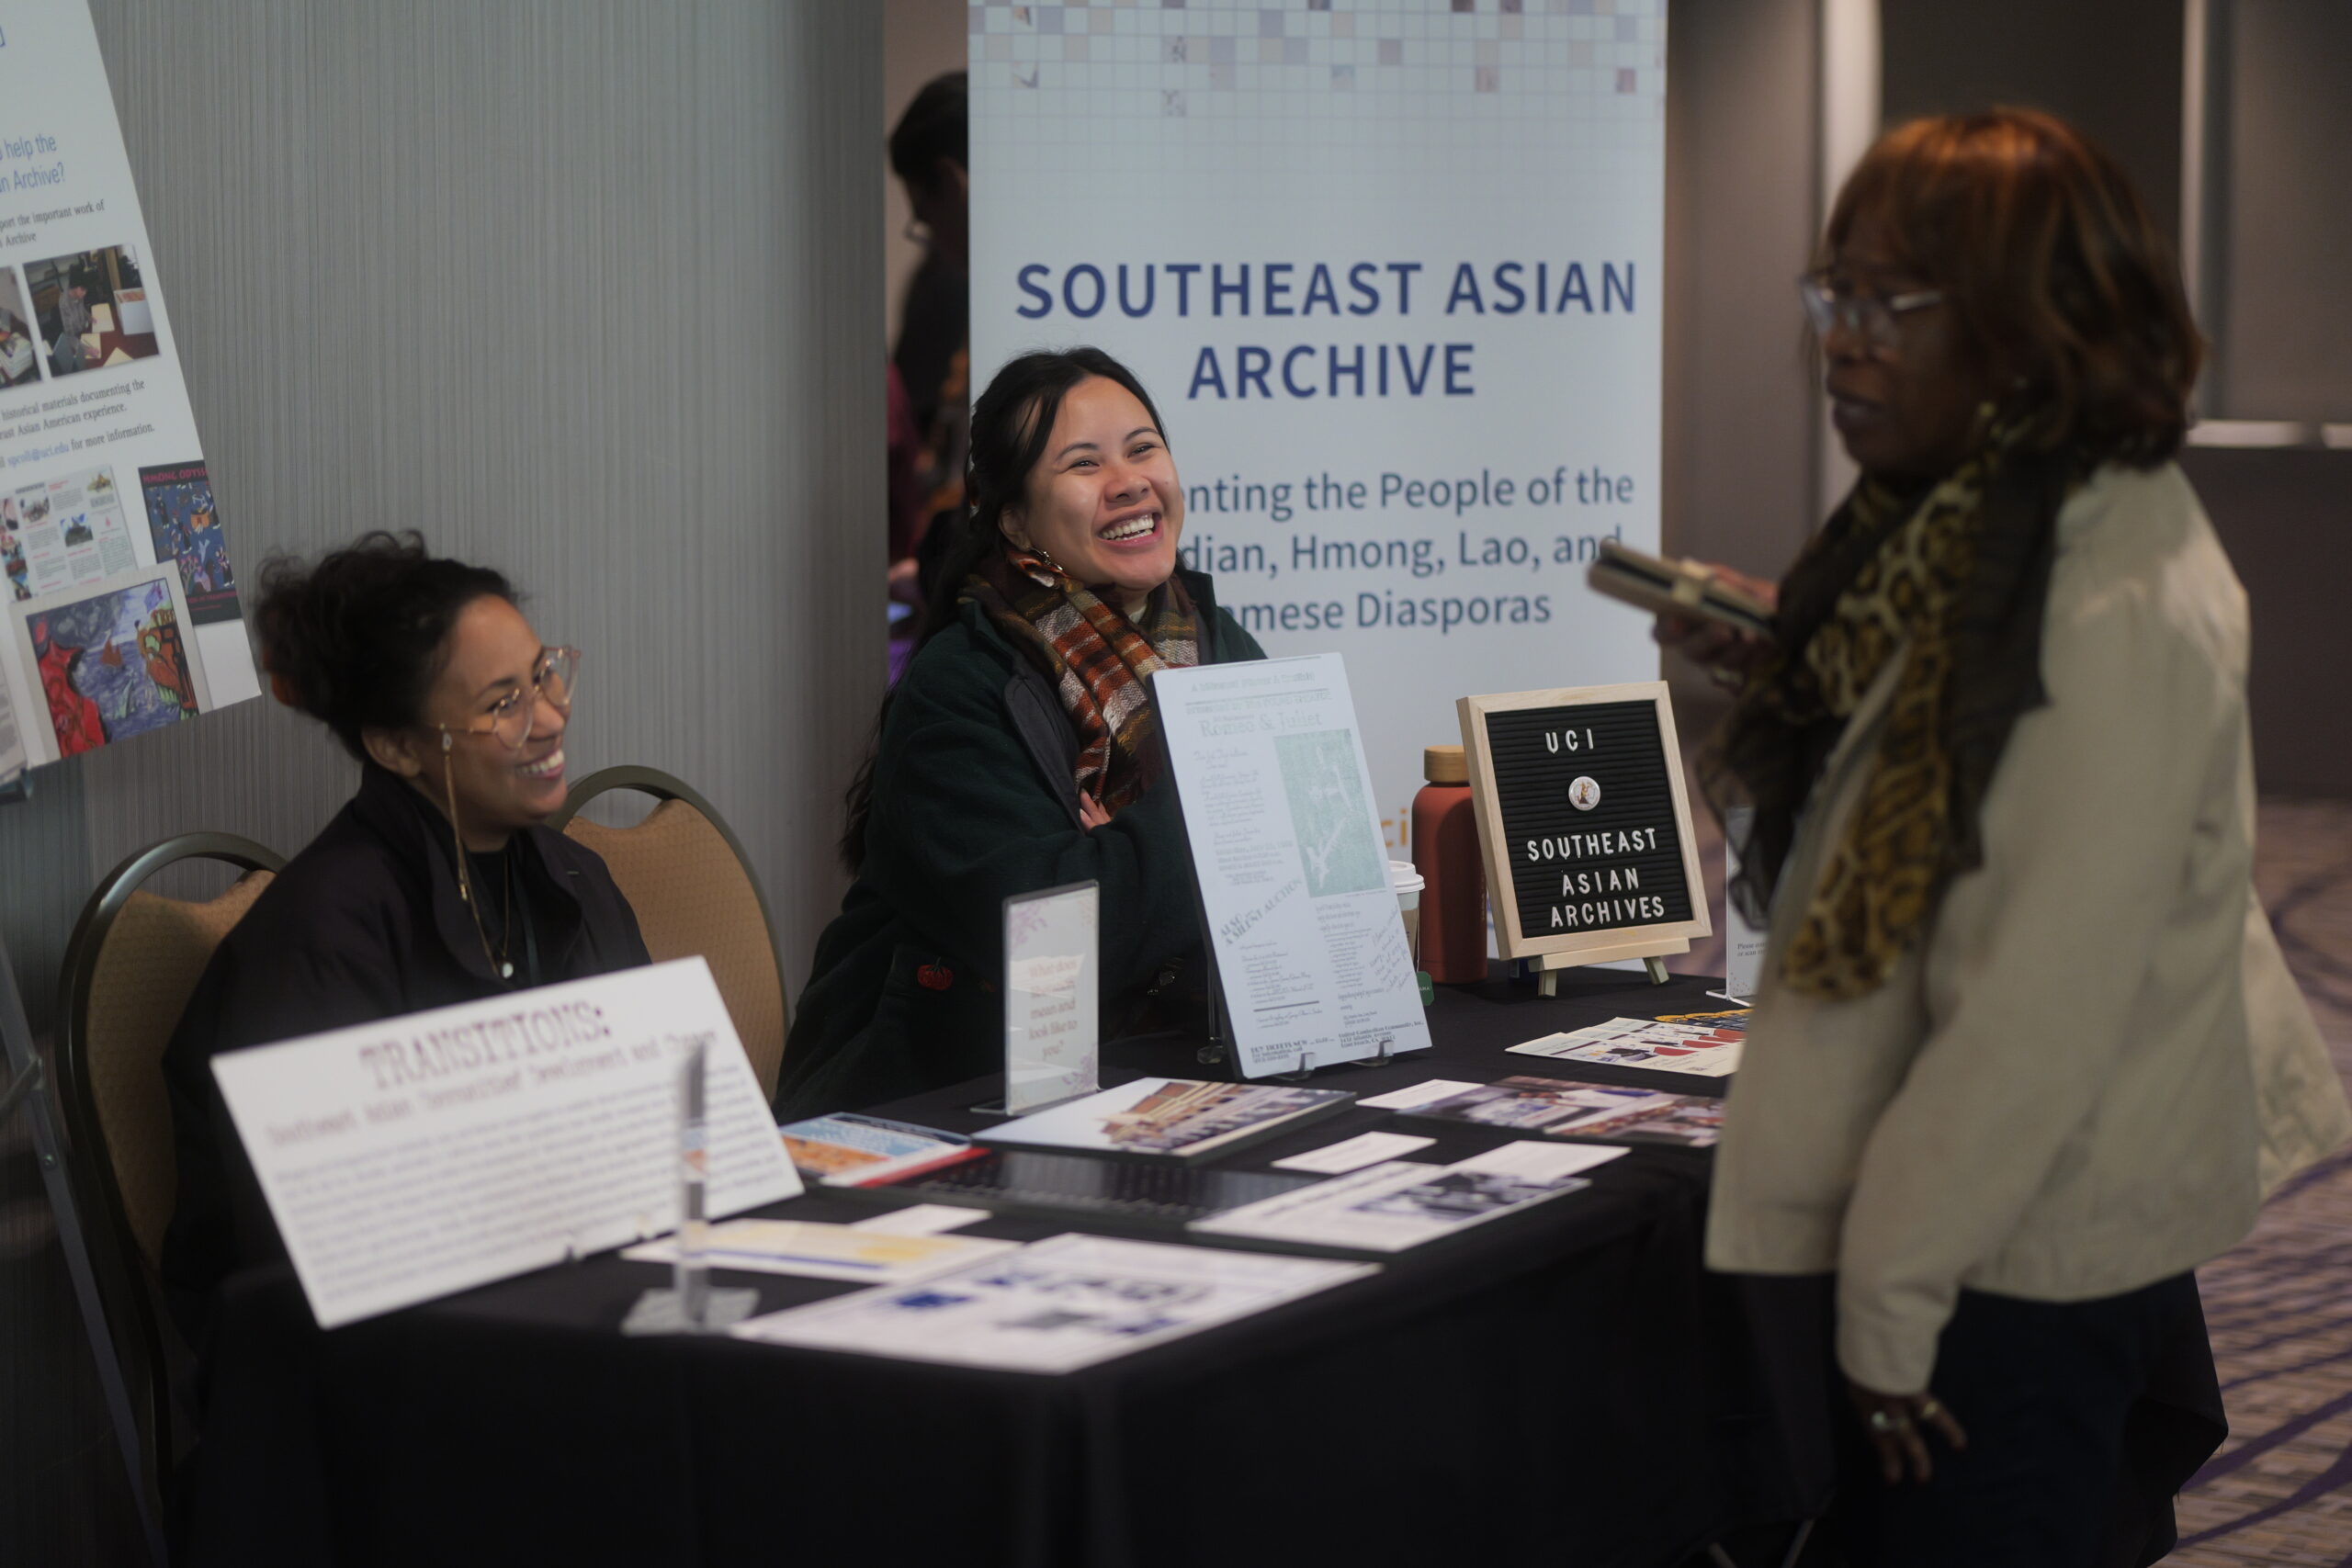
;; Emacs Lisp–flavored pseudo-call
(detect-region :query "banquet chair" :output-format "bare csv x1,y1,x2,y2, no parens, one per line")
56,830,285,1523
550,766,791,1098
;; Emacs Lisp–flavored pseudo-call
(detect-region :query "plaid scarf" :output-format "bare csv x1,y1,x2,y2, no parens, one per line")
963,547,1200,813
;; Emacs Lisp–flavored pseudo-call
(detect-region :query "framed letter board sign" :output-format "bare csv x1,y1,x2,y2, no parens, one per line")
1456,682,1711,975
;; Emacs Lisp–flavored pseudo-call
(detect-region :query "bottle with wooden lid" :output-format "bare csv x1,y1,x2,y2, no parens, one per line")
1410,744,1488,984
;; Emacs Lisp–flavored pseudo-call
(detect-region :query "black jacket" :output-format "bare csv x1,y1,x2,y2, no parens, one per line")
775,569,1265,1120
159,762,650,1338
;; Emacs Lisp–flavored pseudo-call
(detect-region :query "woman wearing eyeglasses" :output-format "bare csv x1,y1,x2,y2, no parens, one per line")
1661,111,2348,1562
159,531,649,1340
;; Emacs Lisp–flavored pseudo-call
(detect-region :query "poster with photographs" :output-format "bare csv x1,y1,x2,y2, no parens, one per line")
7,564,208,760
0,2,259,780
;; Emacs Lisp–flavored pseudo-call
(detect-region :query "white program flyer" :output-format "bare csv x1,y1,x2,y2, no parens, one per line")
1507,1013,1747,1077
0,2,262,775
731,1233,1377,1374
975,1077,1351,1162
622,1219,1017,1285
1154,654,1432,1077
1191,1141,1625,1255
211,958,801,1328
1003,880,1100,1114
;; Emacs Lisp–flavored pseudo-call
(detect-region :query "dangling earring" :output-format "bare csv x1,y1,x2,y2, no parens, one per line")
441,731,471,906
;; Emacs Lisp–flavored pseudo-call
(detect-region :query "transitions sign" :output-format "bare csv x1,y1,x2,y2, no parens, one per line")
971,0,1668,838
213,959,800,1328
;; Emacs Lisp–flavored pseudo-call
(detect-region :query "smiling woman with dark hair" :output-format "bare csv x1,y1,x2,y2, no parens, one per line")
161,532,649,1341
777,347,1265,1119
1658,109,2350,1562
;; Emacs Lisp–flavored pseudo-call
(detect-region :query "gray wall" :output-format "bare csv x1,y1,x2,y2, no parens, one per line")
1881,0,2185,243
1658,0,1822,730
2214,0,2352,420
1661,0,1822,578
0,0,882,1036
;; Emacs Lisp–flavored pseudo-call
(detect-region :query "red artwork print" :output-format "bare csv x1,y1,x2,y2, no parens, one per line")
916,964,954,992
34,620,104,757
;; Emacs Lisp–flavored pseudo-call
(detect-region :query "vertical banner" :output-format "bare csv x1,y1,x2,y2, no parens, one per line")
0,2,259,781
971,0,1666,841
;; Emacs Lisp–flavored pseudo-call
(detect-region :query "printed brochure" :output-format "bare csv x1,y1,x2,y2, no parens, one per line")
1507,1011,1748,1077
778,1112,978,1186
730,1233,1376,1373
1398,1075,1724,1148
622,1219,1016,1285
976,1077,1353,1162
1190,1140,1626,1255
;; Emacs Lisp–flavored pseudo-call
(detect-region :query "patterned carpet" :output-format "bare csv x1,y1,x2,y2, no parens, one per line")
2168,798,2352,1565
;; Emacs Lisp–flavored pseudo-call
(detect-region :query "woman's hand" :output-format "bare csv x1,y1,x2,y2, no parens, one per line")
1651,562,1780,681
1846,1377,1968,1483
1078,791,1112,830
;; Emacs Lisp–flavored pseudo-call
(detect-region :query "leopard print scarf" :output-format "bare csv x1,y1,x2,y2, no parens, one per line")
1706,409,2069,1000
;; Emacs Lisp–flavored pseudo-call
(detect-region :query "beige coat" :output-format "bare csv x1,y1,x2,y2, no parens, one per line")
1705,461,2351,1395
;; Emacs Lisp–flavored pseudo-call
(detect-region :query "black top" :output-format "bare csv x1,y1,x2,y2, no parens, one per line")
159,762,650,1341
774,569,1266,1121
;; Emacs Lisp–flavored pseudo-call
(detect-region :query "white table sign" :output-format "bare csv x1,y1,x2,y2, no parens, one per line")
1154,654,1432,1078
211,957,800,1328
1003,880,1100,1115
1722,806,1768,1002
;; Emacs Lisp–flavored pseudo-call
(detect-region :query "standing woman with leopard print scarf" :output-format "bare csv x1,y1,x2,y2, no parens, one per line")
777,348,1265,1118
1666,110,2349,1563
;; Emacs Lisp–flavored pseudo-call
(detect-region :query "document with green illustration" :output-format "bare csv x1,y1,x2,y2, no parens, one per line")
1153,654,1432,1078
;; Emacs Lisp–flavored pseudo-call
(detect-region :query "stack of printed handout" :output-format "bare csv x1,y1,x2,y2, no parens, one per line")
1506,1009,1748,1077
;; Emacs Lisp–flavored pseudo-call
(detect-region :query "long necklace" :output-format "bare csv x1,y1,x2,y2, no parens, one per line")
443,740,518,983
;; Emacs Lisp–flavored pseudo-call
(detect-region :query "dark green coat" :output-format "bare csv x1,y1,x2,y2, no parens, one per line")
775,570,1266,1118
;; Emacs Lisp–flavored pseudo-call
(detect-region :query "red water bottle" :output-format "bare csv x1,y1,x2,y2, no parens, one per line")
1411,745,1488,984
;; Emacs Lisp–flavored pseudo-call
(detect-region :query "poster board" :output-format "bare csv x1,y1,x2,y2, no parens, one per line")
1456,682,1709,970
1155,653,1431,1078
0,1,262,780
211,958,800,1328
969,1,1668,850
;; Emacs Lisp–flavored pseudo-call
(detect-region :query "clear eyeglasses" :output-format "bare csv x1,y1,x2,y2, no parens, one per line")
440,646,581,751
1798,271,1946,359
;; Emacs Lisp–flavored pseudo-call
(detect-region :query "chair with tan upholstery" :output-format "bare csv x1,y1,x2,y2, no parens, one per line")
56,830,284,1517
550,766,791,1098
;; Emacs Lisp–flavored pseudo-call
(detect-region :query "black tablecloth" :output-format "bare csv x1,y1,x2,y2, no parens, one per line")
183,968,1835,1568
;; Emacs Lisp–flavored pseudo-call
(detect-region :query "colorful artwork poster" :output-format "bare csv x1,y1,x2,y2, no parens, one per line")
138,460,240,624
27,573,197,755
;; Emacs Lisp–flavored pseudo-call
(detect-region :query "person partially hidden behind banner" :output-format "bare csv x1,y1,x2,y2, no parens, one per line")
1655,110,2352,1564
778,347,1265,1117
160,534,650,1342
